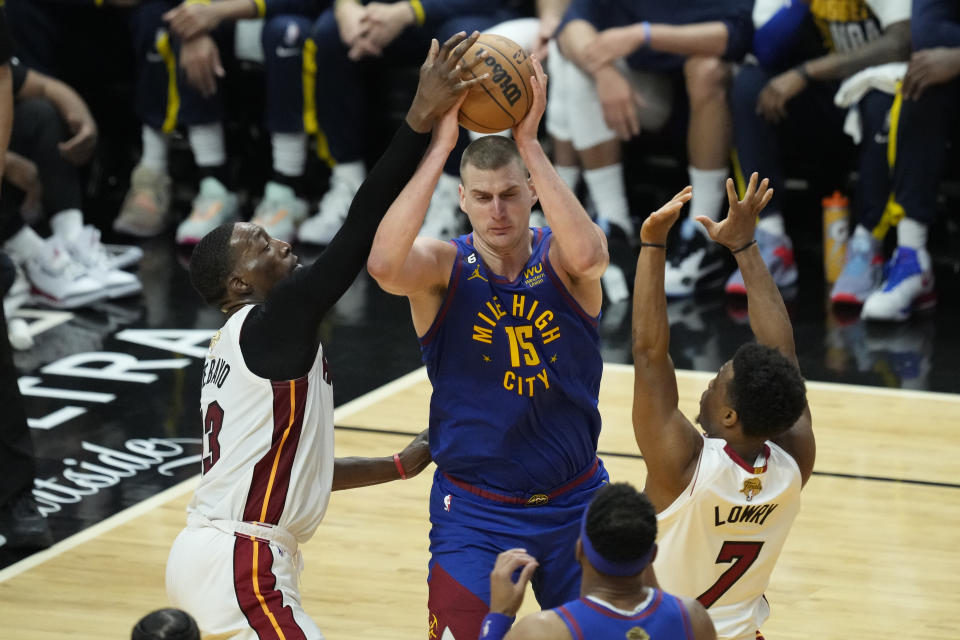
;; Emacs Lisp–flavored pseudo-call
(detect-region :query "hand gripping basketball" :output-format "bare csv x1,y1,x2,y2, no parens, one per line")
407,31,491,132
458,34,536,133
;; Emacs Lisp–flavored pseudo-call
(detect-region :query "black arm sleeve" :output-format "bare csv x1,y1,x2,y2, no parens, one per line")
239,122,432,380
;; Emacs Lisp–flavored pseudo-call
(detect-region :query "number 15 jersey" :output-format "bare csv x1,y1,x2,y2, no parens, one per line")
654,436,802,640
190,304,335,544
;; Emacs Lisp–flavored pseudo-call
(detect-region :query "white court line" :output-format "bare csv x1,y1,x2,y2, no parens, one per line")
604,363,960,404
0,367,430,584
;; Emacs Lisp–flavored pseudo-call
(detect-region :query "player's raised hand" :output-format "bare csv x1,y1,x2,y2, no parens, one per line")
406,32,489,133
640,186,692,245
489,549,539,617
512,54,547,146
697,173,774,251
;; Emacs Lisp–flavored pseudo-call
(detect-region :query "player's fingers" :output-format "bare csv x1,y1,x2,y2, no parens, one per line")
725,176,739,206
672,185,693,202
440,31,467,59
447,31,479,67
759,187,774,211
695,215,717,236
456,72,490,92
744,171,758,201
516,559,539,587
463,49,487,73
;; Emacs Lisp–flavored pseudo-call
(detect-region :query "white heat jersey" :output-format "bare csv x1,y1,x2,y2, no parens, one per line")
188,304,335,544
654,436,802,640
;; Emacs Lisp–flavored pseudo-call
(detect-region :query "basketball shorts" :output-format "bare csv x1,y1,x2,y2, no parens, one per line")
427,458,609,640
166,523,324,640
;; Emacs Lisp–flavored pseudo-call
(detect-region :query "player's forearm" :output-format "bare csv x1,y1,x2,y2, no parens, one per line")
804,21,912,82
557,19,599,72
631,247,671,359
331,456,404,490
648,22,730,58
25,71,93,128
210,0,259,23
367,142,449,281
735,244,797,361
517,139,607,279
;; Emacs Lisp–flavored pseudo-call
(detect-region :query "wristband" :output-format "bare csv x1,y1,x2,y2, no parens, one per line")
393,453,407,480
640,242,666,249
479,613,515,640
640,21,652,48
793,63,811,82
732,239,757,254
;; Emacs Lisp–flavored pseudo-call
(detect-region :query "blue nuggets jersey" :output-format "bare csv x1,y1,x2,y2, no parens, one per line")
555,591,694,640
420,228,603,492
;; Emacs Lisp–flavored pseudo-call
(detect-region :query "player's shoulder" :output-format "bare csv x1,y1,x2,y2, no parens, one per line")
676,595,718,640
507,610,572,640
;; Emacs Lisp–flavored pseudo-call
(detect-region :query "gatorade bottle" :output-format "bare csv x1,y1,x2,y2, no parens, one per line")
822,191,850,283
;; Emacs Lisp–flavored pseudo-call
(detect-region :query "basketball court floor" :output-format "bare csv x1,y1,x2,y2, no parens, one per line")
1,236,958,638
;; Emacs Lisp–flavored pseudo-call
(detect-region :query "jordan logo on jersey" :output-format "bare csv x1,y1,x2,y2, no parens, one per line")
470,294,561,397
740,477,763,502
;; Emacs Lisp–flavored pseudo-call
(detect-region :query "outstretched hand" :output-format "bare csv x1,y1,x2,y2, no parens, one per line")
406,32,489,133
639,186,693,245
512,54,547,145
489,549,539,617
696,173,774,251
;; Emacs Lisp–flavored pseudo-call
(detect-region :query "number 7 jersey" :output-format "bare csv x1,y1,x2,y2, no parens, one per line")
653,436,802,640
191,304,335,544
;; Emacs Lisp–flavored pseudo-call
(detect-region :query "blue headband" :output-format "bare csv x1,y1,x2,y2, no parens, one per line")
579,508,654,577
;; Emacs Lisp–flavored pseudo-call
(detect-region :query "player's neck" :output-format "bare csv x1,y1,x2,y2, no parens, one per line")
473,230,533,281
723,438,766,463
581,578,650,612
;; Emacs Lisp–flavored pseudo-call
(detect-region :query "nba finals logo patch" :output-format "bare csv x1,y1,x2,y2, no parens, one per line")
740,478,763,502
208,330,222,353
626,627,650,640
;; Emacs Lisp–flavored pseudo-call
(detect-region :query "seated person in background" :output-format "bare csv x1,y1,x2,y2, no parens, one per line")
295,0,519,246
477,483,716,640
1,57,141,310
730,0,912,302
552,0,753,297
143,0,322,245
858,0,960,321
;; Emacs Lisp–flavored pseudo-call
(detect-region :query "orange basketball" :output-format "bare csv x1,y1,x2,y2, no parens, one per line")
458,34,535,134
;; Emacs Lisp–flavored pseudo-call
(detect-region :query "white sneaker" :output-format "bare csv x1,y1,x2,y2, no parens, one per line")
298,171,360,245
64,226,143,299
861,246,936,322
250,181,309,243
7,318,33,351
175,177,240,245
102,244,144,270
114,164,172,238
419,174,462,240
24,238,109,309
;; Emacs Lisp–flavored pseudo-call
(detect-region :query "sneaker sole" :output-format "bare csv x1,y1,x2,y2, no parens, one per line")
831,293,866,306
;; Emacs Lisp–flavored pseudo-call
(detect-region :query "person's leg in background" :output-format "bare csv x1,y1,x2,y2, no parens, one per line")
252,14,313,242
861,82,958,320
114,1,176,238
663,55,733,297
2,100,111,309
173,24,240,246
297,7,368,245
829,89,894,307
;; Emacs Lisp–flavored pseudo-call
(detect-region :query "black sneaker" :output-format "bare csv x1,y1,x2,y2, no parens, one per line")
0,490,54,551
664,218,727,297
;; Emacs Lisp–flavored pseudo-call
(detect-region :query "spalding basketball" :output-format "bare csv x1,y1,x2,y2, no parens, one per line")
459,34,535,134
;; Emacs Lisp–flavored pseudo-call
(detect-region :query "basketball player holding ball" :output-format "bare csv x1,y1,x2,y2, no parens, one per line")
367,56,612,639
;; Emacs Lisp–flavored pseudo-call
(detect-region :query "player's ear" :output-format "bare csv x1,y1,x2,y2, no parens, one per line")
527,175,538,208
722,407,738,427
227,274,252,298
458,183,466,210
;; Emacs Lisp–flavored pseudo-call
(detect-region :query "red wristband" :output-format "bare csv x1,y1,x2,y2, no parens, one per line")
393,453,407,480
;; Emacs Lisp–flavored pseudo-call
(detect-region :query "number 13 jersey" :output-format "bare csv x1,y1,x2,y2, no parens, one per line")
190,304,335,544
654,436,802,640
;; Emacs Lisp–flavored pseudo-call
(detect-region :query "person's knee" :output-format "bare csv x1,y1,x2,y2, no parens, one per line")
262,15,309,52
684,56,731,108
308,10,344,55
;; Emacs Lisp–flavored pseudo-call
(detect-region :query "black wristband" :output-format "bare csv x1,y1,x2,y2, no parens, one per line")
640,242,666,249
794,63,811,82
732,239,757,254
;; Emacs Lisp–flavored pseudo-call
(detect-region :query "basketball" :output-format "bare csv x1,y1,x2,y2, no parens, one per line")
458,34,535,134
